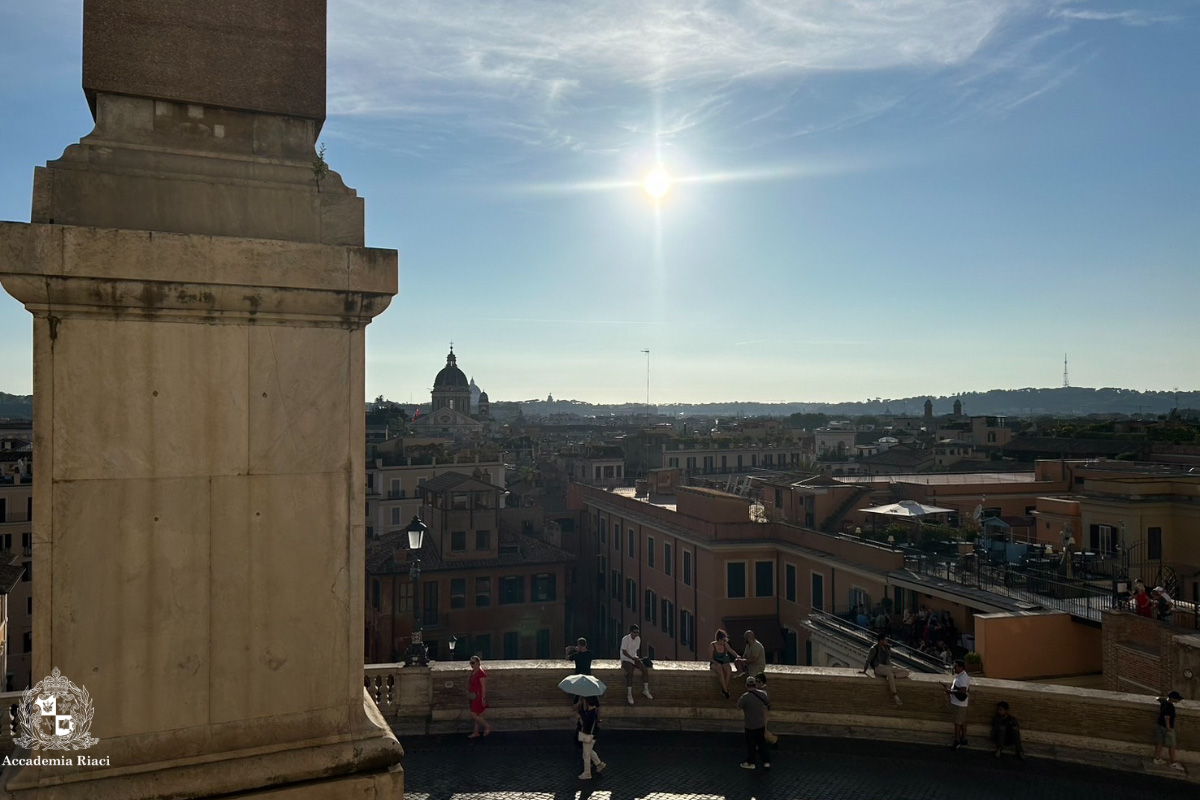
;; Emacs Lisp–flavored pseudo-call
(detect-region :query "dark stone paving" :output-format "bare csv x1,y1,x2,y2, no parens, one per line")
399,731,1190,800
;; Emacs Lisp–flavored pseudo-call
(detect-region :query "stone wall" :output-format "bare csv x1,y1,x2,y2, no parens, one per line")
367,660,1198,778
1103,610,1183,695
975,612,1102,680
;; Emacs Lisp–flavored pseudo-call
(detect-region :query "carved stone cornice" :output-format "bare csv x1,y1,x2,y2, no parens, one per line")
0,222,396,328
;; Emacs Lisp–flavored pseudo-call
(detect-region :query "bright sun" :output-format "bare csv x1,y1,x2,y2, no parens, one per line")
642,166,672,200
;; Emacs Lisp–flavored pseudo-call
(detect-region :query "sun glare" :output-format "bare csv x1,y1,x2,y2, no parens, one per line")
642,166,672,200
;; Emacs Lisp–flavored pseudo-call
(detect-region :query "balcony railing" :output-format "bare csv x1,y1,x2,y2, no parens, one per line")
902,551,1198,628
806,608,950,674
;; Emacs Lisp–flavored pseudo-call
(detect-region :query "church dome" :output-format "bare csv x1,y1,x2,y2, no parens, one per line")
478,391,490,403
434,349,469,389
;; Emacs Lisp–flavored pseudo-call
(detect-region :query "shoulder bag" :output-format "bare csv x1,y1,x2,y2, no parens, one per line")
748,690,778,744
577,713,598,743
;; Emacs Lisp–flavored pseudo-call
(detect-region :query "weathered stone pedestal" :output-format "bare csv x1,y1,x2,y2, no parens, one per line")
0,1,404,797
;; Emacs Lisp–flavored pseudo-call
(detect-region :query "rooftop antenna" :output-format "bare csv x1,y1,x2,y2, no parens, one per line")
1062,354,1069,388
641,349,651,421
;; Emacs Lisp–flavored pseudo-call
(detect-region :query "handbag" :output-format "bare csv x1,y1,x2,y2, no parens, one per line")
578,712,597,743
764,730,778,744
641,657,654,669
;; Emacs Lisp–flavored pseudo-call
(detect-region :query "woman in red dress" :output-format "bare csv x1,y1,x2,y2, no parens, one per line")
467,655,493,738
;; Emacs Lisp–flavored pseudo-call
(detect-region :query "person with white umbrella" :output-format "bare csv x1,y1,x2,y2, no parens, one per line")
558,674,608,780
576,695,607,779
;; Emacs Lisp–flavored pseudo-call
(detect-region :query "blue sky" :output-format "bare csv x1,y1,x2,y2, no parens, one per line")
1,1,1198,404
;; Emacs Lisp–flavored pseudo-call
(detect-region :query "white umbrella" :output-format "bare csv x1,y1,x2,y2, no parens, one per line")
858,500,955,518
558,674,607,697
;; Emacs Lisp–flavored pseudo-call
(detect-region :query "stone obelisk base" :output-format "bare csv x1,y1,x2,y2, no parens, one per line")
0,222,400,799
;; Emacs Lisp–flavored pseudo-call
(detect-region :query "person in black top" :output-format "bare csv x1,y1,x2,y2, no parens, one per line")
568,638,595,675
576,696,606,780
566,638,599,724
1153,690,1184,771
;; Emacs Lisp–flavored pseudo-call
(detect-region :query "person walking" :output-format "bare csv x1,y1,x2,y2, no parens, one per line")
467,655,492,738
944,659,971,748
991,701,1025,759
1153,690,1185,772
620,625,653,705
576,695,607,780
736,675,771,770
710,629,740,699
862,632,908,706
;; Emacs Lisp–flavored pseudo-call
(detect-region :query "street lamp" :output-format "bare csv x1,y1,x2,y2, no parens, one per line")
448,635,458,661
406,515,428,667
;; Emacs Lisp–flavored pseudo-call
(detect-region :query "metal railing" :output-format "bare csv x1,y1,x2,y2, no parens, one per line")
902,551,1198,628
806,609,949,674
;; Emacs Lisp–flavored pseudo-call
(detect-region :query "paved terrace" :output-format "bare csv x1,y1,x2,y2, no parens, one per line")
368,660,1199,797
401,730,1195,800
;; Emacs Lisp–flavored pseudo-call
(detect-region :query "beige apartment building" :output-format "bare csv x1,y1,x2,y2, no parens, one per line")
1031,461,1200,600
755,470,1067,534
0,473,32,689
366,456,505,540
571,483,929,667
366,472,573,663
659,443,811,476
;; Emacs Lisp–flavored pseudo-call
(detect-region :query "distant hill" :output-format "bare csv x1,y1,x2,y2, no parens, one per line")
0,393,32,418
5,386,1194,421
515,387,1199,419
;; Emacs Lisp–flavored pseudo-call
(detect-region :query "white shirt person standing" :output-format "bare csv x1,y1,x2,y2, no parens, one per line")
619,624,653,705
945,659,971,748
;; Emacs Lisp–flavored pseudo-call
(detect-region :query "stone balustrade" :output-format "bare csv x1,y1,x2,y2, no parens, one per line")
368,660,1198,780
1,667,1194,781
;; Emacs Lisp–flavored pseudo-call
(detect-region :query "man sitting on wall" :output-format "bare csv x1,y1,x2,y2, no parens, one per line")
991,701,1025,759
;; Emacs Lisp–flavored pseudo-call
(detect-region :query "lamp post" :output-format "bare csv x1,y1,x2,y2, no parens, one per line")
406,515,428,667
448,635,458,661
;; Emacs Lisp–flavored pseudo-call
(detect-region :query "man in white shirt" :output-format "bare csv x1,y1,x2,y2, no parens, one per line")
1153,586,1174,621
944,659,971,748
619,624,653,705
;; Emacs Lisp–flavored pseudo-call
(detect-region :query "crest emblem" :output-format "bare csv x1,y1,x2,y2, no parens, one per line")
14,668,99,751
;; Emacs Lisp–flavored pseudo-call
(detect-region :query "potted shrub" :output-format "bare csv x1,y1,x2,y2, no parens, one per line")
964,652,983,674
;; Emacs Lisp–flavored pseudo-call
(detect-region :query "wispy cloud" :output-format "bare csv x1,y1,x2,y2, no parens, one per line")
327,0,1017,156
1048,8,1179,27
323,0,1188,164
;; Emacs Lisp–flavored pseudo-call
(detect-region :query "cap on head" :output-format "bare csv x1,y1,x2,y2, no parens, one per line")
877,632,889,642
1168,691,1183,701
745,676,757,687
1154,586,1164,593
630,624,640,634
